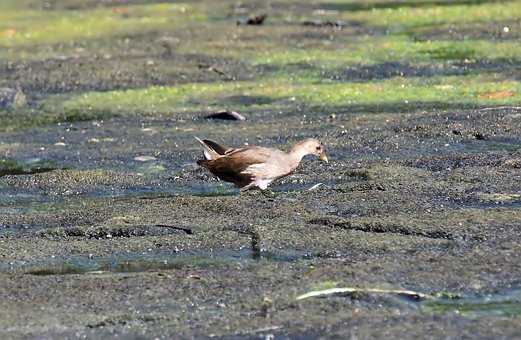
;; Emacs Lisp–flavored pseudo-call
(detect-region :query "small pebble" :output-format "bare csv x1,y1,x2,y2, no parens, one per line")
134,155,157,162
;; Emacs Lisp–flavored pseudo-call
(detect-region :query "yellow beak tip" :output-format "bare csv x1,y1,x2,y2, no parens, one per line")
319,154,329,163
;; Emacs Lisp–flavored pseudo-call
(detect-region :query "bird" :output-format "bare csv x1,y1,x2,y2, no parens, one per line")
195,137,328,191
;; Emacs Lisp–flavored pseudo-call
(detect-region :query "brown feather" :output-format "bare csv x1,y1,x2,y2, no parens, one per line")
202,139,232,155
195,138,327,189
198,147,271,187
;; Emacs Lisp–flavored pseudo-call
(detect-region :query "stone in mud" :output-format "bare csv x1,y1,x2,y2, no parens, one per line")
237,14,267,25
0,87,26,109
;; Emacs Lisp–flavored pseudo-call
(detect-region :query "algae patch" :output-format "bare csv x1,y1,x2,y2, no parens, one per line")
1,248,311,275
0,3,204,48
477,193,521,203
296,284,521,318
423,289,521,318
0,158,59,176
52,75,521,118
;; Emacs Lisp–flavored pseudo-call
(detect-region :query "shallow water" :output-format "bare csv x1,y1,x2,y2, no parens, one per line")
423,289,521,318
0,248,312,275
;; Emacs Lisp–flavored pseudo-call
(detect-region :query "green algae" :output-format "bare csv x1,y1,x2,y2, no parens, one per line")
423,289,521,318
1,0,520,133
0,3,204,48
244,37,521,66
0,246,312,275
0,158,59,176
296,283,521,318
22,253,234,275
1,0,521,338
333,1,521,31
50,75,521,118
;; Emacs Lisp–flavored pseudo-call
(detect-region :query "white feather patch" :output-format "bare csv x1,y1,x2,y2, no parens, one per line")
241,163,266,176
255,179,272,190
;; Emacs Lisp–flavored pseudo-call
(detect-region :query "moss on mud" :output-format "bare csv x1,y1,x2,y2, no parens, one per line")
1,0,521,338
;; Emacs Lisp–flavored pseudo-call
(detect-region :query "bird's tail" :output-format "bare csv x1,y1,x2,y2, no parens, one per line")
194,136,221,160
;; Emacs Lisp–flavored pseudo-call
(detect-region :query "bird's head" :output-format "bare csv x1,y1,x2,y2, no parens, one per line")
293,138,328,163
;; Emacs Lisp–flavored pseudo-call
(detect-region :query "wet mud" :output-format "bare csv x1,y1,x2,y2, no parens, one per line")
1,0,521,338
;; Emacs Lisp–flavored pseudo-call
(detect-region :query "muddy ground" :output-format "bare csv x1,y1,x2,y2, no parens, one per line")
1,0,521,339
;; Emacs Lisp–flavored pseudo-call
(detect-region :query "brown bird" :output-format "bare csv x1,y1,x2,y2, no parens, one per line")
195,137,328,190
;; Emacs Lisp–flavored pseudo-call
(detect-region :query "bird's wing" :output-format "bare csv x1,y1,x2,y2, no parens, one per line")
240,148,293,180
203,147,271,178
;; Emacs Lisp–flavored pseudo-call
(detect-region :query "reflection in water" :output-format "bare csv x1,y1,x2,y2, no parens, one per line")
0,248,311,276
423,289,521,317
2,248,520,318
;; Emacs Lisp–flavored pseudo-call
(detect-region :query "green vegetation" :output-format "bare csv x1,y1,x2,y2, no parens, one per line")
230,37,521,70
341,1,521,31
0,3,204,47
0,158,59,176
423,296,521,317
1,2,521,337
1,0,520,131
53,75,521,117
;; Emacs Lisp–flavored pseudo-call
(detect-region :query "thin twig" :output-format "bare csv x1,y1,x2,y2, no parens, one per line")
296,287,433,301
308,183,324,191
478,106,521,111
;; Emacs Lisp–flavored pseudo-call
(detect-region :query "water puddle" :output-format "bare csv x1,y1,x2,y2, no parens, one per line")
0,248,312,276
473,200,521,210
296,285,521,319
0,158,60,177
0,179,335,216
457,137,521,153
178,183,238,197
422,289,521,318
0,183,236,217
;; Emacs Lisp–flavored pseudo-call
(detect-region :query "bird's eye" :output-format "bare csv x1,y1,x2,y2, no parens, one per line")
316,146,321,151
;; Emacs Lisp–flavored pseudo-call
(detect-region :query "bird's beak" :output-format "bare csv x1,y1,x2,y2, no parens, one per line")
319,152,329,163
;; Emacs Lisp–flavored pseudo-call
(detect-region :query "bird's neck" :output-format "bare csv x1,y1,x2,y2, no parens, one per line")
288,146,309,170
